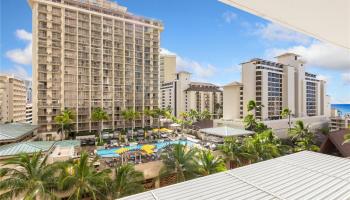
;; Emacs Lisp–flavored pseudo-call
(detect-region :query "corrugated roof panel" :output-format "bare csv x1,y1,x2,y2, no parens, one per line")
121,151,350,200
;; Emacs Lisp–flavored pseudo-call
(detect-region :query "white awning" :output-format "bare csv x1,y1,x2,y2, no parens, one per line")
220,0,350,50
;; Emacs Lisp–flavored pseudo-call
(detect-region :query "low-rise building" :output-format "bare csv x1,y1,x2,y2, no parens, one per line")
160,71,223,118
0,123,38,145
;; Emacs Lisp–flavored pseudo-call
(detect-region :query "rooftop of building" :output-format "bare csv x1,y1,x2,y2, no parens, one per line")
223,81,243,87
0,140,80,158
321,129,350,157
0,123,39,141
200,126,254,137
185,82,222,92
28,0,162,28
121,151,350,200
241,58,285,68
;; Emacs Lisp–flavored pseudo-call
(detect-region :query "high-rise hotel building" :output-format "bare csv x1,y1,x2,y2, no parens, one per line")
28,0,163,133
223,53,328,121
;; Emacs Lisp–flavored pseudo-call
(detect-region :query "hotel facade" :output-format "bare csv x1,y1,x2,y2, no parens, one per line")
0,75,27,123
28,0,163,133
160,71,223,119
223,53,329,121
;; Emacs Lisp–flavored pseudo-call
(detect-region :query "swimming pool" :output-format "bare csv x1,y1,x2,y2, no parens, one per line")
97,140,194,158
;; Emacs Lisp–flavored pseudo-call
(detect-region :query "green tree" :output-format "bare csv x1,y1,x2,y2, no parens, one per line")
247,100,264,116
289,120,311,141
160,144,197,183
243,114,257,131
219,137,252,168
281,108,293,131
91,107,109,143
54,109,75,140
108,164,144,199
59,152,111,200
121,109,140,140
200,110,211,120
0,152,62,199
194,149,226,176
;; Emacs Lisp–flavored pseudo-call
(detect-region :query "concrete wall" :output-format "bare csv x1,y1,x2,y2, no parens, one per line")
223,84,241,120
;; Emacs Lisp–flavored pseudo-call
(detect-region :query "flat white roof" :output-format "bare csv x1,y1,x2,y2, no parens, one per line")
200,126,254,137
121,151,350,200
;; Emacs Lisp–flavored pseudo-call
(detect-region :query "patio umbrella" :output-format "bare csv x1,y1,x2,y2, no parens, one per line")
141,144,155,154
116,147,129,154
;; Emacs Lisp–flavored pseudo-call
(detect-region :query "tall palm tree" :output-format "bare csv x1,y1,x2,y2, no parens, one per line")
243,114,257,131
201,110,211,120
121,109,140,140
0,152,62,199
59,152,111,200
288,120,311,141
108,164,144,199
281,108,292,131
247,100,264,116
194,149,226,176
91,107,109,143
55,109,75,140
219,137,252,168
188,109,199,122
160,144,197,183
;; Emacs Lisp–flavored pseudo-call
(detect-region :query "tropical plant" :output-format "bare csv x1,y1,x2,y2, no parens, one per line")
219,137,253,168
59,152,111,200
91,107,109,143
0,152,62,199
247,100,264,115
194,149,226,176
200,110,211,120
281,108,293,131
178,112,193,133
108,164,144,199
188,109,199,122
121,109,140,140
160,144,197,183
288,120,312,141
54,109,75,140
243,130,289,162
243,114,257,131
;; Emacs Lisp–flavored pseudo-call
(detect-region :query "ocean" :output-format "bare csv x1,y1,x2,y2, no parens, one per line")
331,104,350,115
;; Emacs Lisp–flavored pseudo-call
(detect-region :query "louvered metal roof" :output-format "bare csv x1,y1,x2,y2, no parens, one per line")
121,151,350,200
0,123,39,141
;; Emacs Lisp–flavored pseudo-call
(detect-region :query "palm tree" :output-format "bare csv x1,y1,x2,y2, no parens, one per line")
179,112,192,133
188,109,199,122
243,114,257,131
160,144,197,183
121,109,140,140
0,152,62,199
201,110,211,120
91,107,109,143
59,152,111,200
219,137,252,168
247,100,264,116
281,108,292,131
108,164,144,199
54,109,75,140
194,149,226,176
288,120,312,141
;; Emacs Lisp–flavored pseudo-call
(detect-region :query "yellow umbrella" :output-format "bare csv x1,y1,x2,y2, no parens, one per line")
141,144,155,154
116,147,129,154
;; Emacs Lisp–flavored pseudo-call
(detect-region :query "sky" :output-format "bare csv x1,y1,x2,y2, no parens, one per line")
0,0,349,103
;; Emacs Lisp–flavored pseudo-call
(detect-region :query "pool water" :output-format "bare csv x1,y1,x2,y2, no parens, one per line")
97,140,194,158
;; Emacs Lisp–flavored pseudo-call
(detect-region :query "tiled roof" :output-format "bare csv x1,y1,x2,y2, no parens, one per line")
121,151,350,200
0,123,39,141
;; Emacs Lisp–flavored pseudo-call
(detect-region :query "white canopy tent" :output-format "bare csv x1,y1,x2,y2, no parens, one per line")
220,0,350,50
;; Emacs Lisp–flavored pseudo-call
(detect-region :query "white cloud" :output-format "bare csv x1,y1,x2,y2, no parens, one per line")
177,56,217,80
161,48,217,81
6,29,32,65
0,65,32,81
222,11,237,24
341,72,350,85
317,74,331,83
160,48,176,55
16,29,32,41
224,65,242,73
266,41,350,70
256,22,312,45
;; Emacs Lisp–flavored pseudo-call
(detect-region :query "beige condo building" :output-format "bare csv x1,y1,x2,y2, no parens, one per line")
0,75,27,123
28,0,163,133
223,53,328,121
160,71,223,118
159,53,176,83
